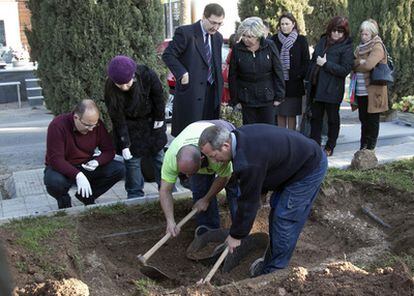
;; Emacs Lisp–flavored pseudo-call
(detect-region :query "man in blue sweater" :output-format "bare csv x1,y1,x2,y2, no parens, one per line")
198,124,327,277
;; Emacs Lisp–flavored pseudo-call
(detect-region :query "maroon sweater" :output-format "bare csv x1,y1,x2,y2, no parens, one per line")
45,113,115,179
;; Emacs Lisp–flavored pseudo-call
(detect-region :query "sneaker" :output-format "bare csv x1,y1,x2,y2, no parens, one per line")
249,257,264,278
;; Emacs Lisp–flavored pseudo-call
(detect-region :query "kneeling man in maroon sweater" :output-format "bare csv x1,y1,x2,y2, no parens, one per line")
44,99,125,209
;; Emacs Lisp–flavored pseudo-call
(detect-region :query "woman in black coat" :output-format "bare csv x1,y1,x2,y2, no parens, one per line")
272,12,310,130
306,16,354,156
229,17,285,125
104,56,167,199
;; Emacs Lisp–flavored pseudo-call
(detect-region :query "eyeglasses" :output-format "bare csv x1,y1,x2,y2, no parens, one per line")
206,18,224,27
79,118,99,129
332,28,345,34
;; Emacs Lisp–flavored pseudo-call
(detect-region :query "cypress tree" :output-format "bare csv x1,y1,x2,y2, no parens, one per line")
348,0,414,101
26,0,164,123
305,0,348,46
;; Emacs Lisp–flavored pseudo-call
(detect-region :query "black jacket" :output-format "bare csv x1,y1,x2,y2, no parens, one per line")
104,65,167,157
229,38,285,107
229,124,322,239
272,34,310,97
162,21,223,136
306,35,354,104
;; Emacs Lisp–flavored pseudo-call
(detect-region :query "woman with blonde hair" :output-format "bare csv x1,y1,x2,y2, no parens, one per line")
229,17,285,125
353,19,388,150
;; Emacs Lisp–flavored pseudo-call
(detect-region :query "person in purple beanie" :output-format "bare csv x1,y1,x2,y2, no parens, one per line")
104,55,167,199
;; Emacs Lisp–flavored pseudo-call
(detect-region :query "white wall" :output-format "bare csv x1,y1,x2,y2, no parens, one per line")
192,0,239,39
0,1,21,48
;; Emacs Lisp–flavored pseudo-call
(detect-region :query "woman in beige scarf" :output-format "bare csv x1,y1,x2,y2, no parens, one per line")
353,19,388,150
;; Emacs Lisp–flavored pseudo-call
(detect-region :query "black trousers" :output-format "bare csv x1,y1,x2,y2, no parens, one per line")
44,160,125,209
241,105,275,125
202,82,220,120
310,101,340,150
357,96,380,150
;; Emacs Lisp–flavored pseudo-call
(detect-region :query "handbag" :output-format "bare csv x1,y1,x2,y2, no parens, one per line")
370,44,394,85
346,73,357,105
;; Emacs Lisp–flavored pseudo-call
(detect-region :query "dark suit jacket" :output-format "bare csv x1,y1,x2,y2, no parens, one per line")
162,20,223,136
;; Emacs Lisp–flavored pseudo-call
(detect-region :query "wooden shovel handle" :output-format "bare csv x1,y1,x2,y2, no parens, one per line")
202,245,229,284
140,208,198,263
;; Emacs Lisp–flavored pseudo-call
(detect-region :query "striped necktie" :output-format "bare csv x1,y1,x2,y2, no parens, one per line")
204,33,214,84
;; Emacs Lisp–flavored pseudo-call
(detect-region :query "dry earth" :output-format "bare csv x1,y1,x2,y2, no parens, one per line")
1,179,413,295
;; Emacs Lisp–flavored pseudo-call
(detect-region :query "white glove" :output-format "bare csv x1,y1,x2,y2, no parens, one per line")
81,159,99,171
76,172,92,198
122,148,133,160
153,121,164,129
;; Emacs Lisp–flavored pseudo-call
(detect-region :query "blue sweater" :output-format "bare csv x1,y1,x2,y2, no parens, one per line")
230,124,322,239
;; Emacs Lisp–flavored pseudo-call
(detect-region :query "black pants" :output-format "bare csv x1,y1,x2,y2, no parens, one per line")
357,96,380,150
241,105,275,125
202,82,220,119
44,160,125,209
310,101,340,150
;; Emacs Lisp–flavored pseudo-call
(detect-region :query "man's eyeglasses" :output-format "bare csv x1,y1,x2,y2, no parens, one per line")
79,118,99,129
332,28,345,34
206,18,224,27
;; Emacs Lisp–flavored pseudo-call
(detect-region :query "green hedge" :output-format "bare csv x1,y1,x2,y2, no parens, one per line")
305,0,348,46
26,0,165,126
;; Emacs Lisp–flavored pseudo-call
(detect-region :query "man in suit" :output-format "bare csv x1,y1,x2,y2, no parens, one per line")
162,3,225,137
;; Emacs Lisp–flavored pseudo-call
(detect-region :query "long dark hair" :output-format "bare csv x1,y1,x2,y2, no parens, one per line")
326,16,350,38
278,12,300,34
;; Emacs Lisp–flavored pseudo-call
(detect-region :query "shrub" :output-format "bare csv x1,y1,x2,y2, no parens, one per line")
220,104,243,127
26,0,165,126
392,96,414,113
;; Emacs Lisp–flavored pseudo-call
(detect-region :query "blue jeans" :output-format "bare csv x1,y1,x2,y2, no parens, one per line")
124,150,164,199
262,152,328,274
189,173,239,229
44,160,125,209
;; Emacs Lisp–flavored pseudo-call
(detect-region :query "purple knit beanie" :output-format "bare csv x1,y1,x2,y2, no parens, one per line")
107,55,137,84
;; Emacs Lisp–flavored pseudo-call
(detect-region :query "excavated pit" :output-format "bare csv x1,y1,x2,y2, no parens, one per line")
3,179,414,295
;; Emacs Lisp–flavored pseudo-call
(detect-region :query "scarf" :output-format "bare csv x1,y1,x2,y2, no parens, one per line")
278,29,298,80
356,35,383,56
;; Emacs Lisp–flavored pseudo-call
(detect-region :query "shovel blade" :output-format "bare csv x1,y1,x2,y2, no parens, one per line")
140,265,171,281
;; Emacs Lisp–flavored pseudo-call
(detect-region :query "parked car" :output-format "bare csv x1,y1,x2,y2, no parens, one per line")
157,39,230,122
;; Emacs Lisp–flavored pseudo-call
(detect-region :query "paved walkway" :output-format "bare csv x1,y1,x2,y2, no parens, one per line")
1,104,414,224
0,169,190,222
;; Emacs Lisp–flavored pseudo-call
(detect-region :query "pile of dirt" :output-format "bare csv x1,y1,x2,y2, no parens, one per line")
14,278,89,296
281,261,413,295
2,180,414,295
157,261,413,295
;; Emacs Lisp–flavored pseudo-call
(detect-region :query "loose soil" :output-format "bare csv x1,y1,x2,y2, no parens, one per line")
2,179,414,296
